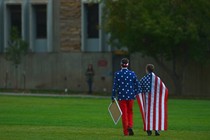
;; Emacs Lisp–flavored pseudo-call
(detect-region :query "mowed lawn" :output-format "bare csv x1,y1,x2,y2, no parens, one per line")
0,94,210,140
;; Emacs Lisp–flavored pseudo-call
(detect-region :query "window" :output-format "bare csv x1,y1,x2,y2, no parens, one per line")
34,5,47,39
86,3,99,38
9,5,22,37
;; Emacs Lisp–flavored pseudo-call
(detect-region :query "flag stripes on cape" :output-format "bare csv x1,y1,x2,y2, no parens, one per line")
137,72,168,131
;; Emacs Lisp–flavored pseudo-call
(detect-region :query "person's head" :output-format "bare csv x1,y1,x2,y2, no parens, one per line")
121,58,129,68
146,64,155,74
88,64,93,70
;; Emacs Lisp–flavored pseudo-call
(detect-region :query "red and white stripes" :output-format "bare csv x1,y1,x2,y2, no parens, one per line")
137,73,168,131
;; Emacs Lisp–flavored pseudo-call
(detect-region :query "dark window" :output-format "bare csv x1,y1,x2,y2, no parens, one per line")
86,3,99,38
34,5,47,39
9,5,21,37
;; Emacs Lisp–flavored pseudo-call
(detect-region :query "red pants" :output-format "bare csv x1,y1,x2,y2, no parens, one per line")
119,100,134,135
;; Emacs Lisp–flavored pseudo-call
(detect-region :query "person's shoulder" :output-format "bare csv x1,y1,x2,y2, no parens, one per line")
114,70,121,75
142,73,153,80
141,73,149,80
128,70,137,75
130,70,136,73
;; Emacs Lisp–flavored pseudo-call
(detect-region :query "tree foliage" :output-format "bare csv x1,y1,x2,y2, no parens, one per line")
103,0,210,94
5,27,29,67
5,27,29,89
103,0,210,62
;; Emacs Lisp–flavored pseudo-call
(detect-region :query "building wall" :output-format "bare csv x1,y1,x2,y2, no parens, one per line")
1,52,210,97
0,53,113,93
52,0,60,52
59,0,81,52
0,0,3,52
1,0,54,52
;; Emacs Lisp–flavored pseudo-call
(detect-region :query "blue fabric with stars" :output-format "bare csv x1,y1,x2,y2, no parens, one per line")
111,68,140,101
139,72,152,93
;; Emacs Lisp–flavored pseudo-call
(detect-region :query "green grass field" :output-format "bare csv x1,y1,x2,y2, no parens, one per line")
0,94,210,140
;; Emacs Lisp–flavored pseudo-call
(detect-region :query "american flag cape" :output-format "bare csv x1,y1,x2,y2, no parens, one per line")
136,72,168,131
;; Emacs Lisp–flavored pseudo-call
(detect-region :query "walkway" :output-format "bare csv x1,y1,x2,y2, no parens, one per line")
0,92,109,99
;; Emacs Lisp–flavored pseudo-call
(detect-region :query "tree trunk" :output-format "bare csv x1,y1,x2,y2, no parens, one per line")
154,57,184,96
15,65,18,90
173,75,183,96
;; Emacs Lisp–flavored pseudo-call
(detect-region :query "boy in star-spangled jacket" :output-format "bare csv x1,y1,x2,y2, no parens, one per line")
111,58,140,136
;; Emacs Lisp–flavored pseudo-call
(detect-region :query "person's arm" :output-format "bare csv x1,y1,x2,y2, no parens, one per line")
111,73,118,101
133,72,140,95
139,78,144,94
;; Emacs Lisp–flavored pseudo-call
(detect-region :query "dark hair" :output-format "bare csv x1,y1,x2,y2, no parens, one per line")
121,58,129,67
146,64,155,73
87,64,93,70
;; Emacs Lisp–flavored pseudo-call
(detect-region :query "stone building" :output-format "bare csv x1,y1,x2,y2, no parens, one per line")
0,0,119,93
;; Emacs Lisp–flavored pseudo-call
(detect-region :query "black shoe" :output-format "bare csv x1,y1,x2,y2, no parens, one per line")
155,131,160,136
128,128,134,136
147,130,152,136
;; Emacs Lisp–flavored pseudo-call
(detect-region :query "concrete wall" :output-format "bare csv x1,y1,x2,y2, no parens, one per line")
0,0,3,52
1,52,210,97
0,53,113,93
130,53,210,97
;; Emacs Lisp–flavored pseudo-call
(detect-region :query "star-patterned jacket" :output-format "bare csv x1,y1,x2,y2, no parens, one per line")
139,72,152,93
111,68,140,101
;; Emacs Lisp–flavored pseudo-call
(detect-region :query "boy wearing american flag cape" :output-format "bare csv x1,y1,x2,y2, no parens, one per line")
136,64,168,136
